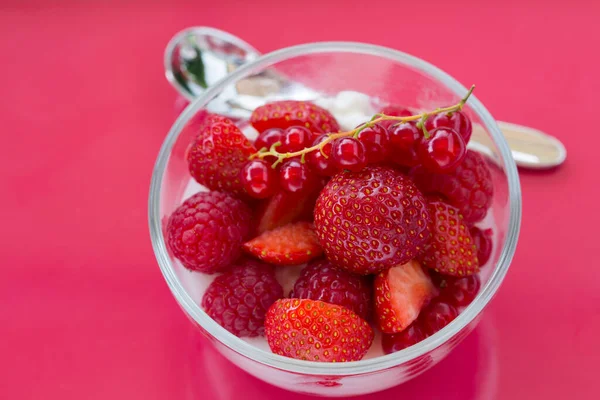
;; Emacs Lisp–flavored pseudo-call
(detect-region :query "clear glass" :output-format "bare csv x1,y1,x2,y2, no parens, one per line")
149,42,522,397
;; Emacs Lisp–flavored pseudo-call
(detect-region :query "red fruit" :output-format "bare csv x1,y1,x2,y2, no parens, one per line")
307,135,338,176
166,191,251,273
254,128,285,151
243,221,323,266
201,259,283,337
420,300,458,336
425,110,472,144
378,105,412,129
434,272,481,308
254,128,285,164
240,159,278,199
290,259,372,320
417,127,466,173
388,122,422,167
279,159,314,193
357,123,389,163
374,260,436,334
187,117,256,196
470,227,493,267
410,150,494,224
331,137,367,172
250,100,340,134
314,165,431,275
253,188,320,234
381,323,426,354
418,200,478,276
281,126,314,153
264,299,374,362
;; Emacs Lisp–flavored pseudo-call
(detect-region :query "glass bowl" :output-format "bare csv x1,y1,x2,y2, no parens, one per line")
149,42,522,397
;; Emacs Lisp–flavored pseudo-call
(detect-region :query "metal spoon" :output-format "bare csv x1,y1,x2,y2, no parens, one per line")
164,27,566,169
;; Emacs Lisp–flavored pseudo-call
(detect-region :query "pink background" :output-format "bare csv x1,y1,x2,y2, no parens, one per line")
1,0,598,398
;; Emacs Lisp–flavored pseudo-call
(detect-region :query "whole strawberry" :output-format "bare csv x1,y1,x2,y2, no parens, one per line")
410,150,493,224
265,299,373,362
202,259,283,337
166,191,251,273
187,116,256,196
314,165,431,275
250,100,340,134
290,259,372,320
418,199,478,276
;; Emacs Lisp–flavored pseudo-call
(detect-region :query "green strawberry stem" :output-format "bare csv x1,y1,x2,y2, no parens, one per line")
251,85,476,168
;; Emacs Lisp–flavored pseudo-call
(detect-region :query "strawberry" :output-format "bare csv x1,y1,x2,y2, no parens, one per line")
187,116,256,196
374,260,436,334
243,221,323,266
418,199,479,276
253,187,320,235
314,165,431,275
250,100,340,134
264,299,374,362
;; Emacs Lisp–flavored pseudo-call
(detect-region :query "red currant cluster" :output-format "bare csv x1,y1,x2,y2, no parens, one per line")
241,86,475,199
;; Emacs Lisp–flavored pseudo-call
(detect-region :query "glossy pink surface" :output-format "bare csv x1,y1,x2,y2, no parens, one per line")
1,1,598,399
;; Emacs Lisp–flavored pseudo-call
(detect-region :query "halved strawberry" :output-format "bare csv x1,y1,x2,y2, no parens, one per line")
418,199,479,276
374,260,436,334
243,221,323,266
265,298,374,362
187,116,255,196
253,186,320,235
250,100,340,134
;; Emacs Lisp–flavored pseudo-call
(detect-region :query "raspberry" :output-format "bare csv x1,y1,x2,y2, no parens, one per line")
166,191,251,273
314,165,431,275
201,259,283,337
290,259,372,320
410,150,493,224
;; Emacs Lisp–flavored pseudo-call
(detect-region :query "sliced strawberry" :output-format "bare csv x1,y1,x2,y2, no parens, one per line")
250,100,340,134
418,199,479,276
374,260,436,334
254,185,322,235
187,116,255,196
265,298,374,362
243,221,323,266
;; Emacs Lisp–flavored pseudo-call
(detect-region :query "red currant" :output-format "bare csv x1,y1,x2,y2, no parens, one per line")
331,137,367,172
240,159,278,199
388,122,421,167
417,127,466,173
471,227,493,267
378,105,412,129
357,123,389,163
307,135,338,176
425,111,473,144
438,275,481,308
381,323,425,354
279,159,314,193
255,128,284,151
420,300,458,337
281,126,313,153
254,128,284,164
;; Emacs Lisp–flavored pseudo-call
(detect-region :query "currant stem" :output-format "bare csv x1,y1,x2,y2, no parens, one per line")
253,85,476,168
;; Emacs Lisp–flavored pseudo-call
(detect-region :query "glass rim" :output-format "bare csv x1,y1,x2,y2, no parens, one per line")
149,41,522,375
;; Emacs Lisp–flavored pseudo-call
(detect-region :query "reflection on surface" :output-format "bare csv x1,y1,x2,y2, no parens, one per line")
180,314,499,400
